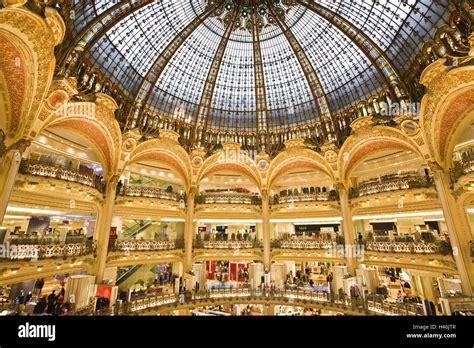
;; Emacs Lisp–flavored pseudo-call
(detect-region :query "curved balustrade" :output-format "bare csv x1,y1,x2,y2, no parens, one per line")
365,241,445,254
19,159,101,191
196,192,262,205
351,173,432,198
2,241,96,260
459,149,474,175
271,192,334,205
125,288,423,316
272,239,337,250
112,239,183,252
462,159,474,175
119,185,182,202
366,298,423,316
193,240,261,250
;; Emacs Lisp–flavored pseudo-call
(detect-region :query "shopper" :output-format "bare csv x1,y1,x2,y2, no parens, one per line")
25,291,33,304
59,287,65,298
55,291,65,315
18,290,25,305
33,296,47,314
396,291,404,304
47,290,57,314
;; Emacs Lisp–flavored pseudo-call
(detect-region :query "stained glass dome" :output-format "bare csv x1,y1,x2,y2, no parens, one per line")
69,0,449,132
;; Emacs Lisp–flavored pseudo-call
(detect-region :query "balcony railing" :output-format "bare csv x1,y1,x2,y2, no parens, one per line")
193,240,261,249
365,241,449,254
19,159,102,191
2,240,96,260
272,239,343,250
119,185,182,202
124,288,423,316
461,158,474,175
350,173,433,198
271,191,336,205
455,149,474,179
111,239,183,252
196,192,262,205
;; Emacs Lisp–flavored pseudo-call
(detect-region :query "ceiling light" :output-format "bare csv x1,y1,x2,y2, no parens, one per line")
7,207,62,215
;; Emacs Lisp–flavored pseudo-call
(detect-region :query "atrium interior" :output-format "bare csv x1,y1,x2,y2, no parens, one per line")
0,0,473,319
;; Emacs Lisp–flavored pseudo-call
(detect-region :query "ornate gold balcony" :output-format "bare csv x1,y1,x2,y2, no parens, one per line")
1,240,96,260
350,173,433,198
193,240,261,250
365,241,450,254
119,185,182,202
123,288,423,316
195,192,262,205
272,239,341,250
111,239,183,252
19,159,102,191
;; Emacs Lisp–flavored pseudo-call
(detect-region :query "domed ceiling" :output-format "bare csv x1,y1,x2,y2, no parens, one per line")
70,0,449,132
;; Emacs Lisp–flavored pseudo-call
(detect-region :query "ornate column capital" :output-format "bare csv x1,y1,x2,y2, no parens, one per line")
1,136,31,158
335,182,348,194
2,0,27,8
95,93,119,115
188,186,199,201
10,138,31,155
45,7,66,47
427,161,446,176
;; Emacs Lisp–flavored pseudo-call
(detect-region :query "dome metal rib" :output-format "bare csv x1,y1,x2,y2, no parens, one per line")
71,0,450,133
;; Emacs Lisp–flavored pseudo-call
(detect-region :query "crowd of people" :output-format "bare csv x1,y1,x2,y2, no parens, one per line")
11,288,70,316
197,229,257,242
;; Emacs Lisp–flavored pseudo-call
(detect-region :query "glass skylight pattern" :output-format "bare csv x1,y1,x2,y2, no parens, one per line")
208,28,256,131
147,17,225,123
290,5,384,113
93,0,120,16
72,0,448,130
70,0,98,36
85,1,204,95
318,0,449,71
259,24,319,129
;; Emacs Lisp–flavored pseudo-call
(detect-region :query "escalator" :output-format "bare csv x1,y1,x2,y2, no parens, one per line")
122,220,153,239
116,265,140,286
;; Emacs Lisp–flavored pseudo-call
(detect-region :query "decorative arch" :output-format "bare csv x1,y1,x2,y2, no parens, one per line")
267,148,335,191
127,138,192,190
0,7,63,146
40,99,122,179
420,62,474,169
338,126,424,186
197,151,262,191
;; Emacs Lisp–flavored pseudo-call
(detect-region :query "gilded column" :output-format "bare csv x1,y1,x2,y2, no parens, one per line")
429,162,473,295
338,184,357,275
93,177,118,283
0,139,30,224
184,186,197,273
262,189,271,273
